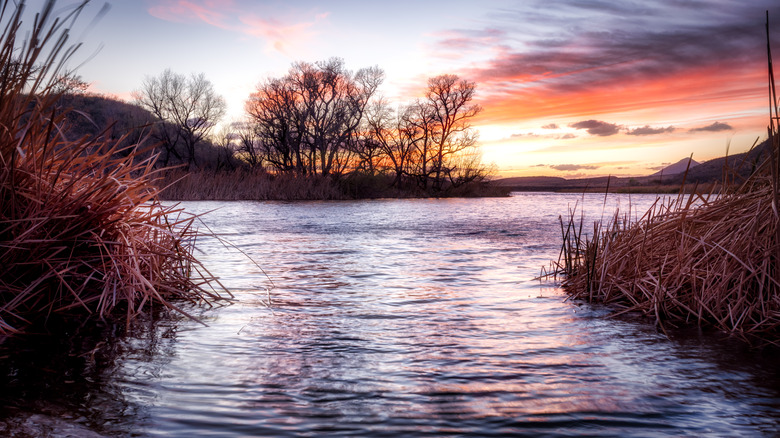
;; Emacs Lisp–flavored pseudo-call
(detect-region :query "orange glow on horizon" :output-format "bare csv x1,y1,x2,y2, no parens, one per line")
461,57,769,178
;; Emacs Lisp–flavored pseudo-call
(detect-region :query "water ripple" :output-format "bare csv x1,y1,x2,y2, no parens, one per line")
1,194,779,437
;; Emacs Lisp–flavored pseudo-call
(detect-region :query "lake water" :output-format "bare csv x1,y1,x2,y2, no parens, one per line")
1,193,779,437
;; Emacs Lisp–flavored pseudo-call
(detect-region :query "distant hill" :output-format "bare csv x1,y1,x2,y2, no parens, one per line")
494,139,773,192
58,93,231,170
57,93,156,148
650,157,699,177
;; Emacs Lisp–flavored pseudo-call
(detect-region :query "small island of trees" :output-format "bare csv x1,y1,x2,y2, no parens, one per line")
121,58,506,200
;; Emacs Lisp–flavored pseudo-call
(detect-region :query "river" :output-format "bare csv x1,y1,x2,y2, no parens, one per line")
1,193,778,437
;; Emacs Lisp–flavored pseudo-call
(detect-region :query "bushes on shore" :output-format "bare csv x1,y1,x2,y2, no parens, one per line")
0,1,227,335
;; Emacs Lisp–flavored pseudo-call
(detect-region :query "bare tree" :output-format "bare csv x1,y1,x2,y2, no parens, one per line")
52,71,90,95
133,69,226,168
424,74,482,191
365,100,415,189
246,58,384,177
246,76,303,173
365,75,483,193
232,120,263,169
213,123,240,171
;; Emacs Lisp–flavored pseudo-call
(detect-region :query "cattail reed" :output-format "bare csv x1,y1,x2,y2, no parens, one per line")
550,16,780,343
0,1,229,335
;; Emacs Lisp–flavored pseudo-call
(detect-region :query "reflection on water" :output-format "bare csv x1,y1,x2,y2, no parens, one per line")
1,193,779,437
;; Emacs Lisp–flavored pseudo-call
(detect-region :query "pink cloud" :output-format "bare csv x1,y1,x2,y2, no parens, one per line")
239,13,329,55
146,0,328,55
147,0,232,27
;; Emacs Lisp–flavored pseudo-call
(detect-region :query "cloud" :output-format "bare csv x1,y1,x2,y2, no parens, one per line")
431,28,507,53
147,0,328,55
148,0,233,26
569,120,620,136
505,131,576,140
550,164,600,171
463,1,779,89
239,14,328,54
541,123,559,129
444,1,778,125
626,125,676,136
509,132,539,139
689,121,733,132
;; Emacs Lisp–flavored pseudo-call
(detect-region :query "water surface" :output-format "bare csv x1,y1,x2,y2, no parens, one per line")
1,193,778,437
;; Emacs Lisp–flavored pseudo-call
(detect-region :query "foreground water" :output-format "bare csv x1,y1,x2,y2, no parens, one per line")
1,193,779,437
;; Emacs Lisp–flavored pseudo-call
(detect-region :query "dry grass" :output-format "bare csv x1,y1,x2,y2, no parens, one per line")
0,1,229,335
550,30,780,343
157,168,346,200
553,165,779,342
157,168,512,200
548,16,780,344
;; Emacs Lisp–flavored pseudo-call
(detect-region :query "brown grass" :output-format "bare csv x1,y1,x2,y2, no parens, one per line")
549,20,780,343
157,168,346,200
0,1,229,335
157,168,512,200
553,166,779,342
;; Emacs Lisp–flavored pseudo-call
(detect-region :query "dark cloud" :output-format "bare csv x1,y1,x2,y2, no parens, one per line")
541,123,559,129
457,1,780,94
558,133,577,139
689,121,733,132
550,164,600,171
626,125,676,136
569,120,620,136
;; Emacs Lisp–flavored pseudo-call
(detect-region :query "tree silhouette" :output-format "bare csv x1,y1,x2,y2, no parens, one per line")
134,69,226,168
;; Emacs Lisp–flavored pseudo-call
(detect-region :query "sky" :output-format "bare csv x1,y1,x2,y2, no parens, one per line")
24,0,780,177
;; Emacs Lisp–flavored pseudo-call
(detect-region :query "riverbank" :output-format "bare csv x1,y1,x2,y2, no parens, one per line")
549,139,779,344
546,33,780,344
156,168,512,201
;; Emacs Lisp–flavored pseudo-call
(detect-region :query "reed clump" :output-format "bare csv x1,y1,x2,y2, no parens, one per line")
553,141,780,343
554,161,779,342
158,168,346,200
0,1,228,335
157,168,512,200
551,16,780,344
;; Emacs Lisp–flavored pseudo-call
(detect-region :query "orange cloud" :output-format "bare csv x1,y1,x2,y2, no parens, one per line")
474,64,765,129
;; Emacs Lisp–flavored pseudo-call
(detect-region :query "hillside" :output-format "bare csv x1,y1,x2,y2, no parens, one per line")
57,93,156,147
58,93,234,170
650,157,699,177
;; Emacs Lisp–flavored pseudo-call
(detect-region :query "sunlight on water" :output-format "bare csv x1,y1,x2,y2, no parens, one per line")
1,193,778,437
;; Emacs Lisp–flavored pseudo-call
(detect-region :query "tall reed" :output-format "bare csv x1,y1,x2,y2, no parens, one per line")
158,169,346,201
550,18,780,343
0,1,228,335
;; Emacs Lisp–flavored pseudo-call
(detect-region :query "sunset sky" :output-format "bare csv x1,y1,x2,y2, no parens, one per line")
30,0,780,177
